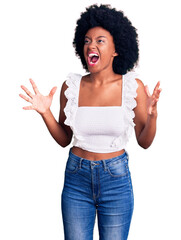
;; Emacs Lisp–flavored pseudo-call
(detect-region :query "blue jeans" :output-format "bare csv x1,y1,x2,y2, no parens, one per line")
61,148,134,240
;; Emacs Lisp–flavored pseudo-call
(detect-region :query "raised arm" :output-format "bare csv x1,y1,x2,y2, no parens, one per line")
134,79,162,149
19,79,72,147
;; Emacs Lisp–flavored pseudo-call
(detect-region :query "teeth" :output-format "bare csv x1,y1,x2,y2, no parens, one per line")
88,53,99,57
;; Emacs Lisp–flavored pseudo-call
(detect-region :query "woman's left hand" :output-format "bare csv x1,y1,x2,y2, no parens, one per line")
145,81,162,117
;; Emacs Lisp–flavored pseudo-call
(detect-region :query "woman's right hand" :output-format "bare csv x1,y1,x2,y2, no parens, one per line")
19,79,57,115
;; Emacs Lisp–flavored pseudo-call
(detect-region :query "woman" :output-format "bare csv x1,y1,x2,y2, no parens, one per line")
20,4,161,240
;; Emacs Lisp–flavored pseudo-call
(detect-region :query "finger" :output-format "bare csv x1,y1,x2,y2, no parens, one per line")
152,98,158,107
153,81,160,94
49,87,57,97
19,94,33,103
145,85,151,97
29,78,40,95
21,85,33,98
154,87,162,99
22,105,34,110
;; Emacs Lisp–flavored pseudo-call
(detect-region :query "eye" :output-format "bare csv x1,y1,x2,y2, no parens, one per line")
97,39,104,43
84,39,90,44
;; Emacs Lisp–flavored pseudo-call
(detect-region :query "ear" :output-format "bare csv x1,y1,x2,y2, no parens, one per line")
113,51,118,57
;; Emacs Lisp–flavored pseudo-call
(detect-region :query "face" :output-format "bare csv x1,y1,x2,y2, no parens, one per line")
83,27,118,74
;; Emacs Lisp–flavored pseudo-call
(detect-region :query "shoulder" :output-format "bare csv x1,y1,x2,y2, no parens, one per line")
60,72,83,103
60,72,82,93
135,78,147,104
135,78,146,95
59,81,68,109
135,78,143,86
59,81,69,103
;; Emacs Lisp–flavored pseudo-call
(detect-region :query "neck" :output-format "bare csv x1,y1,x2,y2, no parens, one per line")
89,69,120,87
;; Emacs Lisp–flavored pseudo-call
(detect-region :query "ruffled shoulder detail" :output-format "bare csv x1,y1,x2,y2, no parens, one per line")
64,73,82,127
123,71,138,139
123,71,138,114
111,71,138,148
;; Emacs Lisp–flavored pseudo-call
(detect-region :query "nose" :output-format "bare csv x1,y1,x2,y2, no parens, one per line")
87,40,97,50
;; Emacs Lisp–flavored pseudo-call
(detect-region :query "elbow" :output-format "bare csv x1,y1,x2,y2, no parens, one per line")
140,144,150,149
60,140,71,148
137,139,153,149
61,137,72,148
61,143,68,148
62,143,70,148
55,136,71,148
59,125,73,148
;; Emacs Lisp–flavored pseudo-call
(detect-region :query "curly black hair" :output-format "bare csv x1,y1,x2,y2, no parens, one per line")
73,4,139,75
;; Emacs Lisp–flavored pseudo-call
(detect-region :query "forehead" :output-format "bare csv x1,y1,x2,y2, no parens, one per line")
85,26,112,39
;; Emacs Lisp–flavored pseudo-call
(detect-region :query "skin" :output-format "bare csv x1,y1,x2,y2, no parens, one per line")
19,26,161,160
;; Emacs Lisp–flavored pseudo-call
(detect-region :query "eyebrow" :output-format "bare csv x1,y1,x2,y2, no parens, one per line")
84,35,107,39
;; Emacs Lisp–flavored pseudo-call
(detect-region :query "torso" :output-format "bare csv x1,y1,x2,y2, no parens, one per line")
71,74,125,161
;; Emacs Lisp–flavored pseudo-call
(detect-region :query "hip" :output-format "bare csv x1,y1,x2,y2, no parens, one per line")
63,148,134,202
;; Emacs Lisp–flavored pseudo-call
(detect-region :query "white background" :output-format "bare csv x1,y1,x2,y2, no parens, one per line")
0,0,180,239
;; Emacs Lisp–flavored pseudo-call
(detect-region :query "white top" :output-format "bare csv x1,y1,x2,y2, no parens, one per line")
64,72,138,153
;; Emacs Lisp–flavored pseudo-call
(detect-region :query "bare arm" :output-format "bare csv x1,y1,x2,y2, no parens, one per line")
134,79,162,149
19,79,72,147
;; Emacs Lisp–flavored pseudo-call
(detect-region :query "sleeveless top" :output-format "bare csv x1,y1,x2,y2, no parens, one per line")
63,72,138,153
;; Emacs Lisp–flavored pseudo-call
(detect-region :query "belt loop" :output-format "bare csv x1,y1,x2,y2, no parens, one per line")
79,158,83,169
125,151,129,160
102,160,107,171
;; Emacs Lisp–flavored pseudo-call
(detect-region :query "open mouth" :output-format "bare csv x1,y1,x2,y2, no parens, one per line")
88,52,99,66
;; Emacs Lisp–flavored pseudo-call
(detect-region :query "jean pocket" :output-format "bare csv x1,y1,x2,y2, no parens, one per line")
107,158,128,178
65,157,80,174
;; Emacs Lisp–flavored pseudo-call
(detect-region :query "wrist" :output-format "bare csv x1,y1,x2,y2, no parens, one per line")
41,109,52,118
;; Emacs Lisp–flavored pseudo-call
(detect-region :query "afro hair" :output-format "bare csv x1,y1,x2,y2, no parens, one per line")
73,4,139,75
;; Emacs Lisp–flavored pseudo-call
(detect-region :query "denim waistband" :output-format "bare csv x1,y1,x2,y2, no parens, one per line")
68,147,128,168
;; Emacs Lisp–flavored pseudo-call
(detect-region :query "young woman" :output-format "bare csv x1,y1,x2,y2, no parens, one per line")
20,4,161,240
